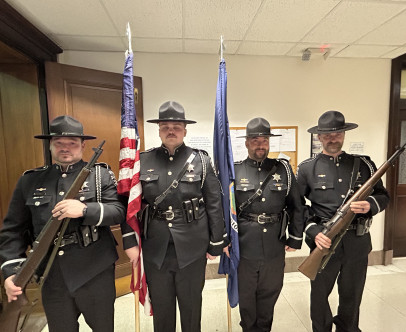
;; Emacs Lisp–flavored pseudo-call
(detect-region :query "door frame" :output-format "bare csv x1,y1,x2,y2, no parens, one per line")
384,53,406,262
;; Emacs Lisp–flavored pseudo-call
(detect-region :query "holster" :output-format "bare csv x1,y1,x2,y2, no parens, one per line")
181,198,202,223
191,198,200,220
183,200,194,223
137,203,151,239
79,225,99,247
356,217,372,236
279,210,289,240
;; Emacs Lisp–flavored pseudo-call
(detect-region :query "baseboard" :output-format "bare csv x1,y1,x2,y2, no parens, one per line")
205,250,388,279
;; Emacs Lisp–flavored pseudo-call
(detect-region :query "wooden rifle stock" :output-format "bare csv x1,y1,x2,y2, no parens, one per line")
0,141,105,331
298,143,406,280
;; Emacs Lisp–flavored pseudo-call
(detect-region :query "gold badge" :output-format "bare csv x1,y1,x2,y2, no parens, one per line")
147,169,154,173
240,178,249,183
187,164,194,172
318,174,326,178
272,173,281,182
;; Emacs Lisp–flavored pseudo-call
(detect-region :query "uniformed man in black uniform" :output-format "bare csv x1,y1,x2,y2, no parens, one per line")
235,118,304,332
0,116,125,332
296,111,390,332
121,101,227,332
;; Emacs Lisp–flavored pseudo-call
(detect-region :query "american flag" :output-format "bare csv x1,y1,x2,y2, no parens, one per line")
118,51,152,315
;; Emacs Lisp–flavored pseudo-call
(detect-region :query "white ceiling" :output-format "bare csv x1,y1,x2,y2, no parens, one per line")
6,0,406,59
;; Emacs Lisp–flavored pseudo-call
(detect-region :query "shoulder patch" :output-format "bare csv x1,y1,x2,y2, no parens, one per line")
23,165,48,175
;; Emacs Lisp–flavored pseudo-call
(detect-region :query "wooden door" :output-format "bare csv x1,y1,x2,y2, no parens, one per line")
45,62,144,292
0,61,47,332
385,54,406,259
0,63,44,224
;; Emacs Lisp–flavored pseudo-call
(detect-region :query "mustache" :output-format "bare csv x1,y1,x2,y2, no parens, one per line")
166,134,177,138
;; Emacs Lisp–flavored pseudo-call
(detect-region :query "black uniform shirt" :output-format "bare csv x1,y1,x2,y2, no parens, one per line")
235,157,304,260
296,152,390,240
0,160,125,291
121,143,226,269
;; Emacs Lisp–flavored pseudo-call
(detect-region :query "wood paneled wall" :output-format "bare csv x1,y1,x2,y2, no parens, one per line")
0,64,44,223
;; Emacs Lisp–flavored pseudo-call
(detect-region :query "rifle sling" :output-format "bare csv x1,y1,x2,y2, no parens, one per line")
349,157,361,199
238,163,277,215
153,151,197,209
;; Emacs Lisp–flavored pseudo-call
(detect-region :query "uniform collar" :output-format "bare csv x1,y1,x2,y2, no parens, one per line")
160,142,186,156
246,157,272,168
318,151,347,162
54,160,86,173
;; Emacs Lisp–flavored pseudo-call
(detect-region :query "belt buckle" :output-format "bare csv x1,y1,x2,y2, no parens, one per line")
257,214,266,224
165,210,175,221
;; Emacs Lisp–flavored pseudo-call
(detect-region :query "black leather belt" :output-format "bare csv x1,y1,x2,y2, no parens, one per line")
156,209,184,221
240,212,281,224
55,232,79,247
347,223,370,233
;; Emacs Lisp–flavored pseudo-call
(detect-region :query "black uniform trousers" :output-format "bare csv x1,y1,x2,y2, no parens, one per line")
144,243,207,332
238,254,285,332
42,259,116,332
310,231,369,332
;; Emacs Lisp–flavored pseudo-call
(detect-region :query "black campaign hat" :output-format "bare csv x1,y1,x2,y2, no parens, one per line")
147,101,196,124
308,111,358,134
238,117,281,138
35,115,96,140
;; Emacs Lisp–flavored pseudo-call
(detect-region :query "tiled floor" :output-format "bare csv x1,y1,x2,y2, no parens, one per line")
44,258,406,331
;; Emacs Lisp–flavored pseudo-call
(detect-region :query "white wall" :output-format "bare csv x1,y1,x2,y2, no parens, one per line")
59,51,391,256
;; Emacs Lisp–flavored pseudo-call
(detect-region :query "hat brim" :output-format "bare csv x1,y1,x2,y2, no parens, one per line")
237,133,282,138
147,118,196,124
34,133,96,140
307,123,358,134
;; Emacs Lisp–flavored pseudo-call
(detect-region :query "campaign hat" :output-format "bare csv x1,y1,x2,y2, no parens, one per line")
238,117,281,138
34,115,96,140
308,111,358,134
147,101,196,124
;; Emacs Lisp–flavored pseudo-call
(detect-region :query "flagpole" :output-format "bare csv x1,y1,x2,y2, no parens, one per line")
221,35,232,332
226,275,232,332
133,265,140,332
220,35,224,61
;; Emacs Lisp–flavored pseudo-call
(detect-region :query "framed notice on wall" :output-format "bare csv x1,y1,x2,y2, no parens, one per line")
230,126,298,173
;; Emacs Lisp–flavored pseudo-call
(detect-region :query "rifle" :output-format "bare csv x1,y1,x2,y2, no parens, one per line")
298,143,406,280
0,140,105,332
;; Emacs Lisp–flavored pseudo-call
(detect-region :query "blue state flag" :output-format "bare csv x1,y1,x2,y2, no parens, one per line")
213,59,240,308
